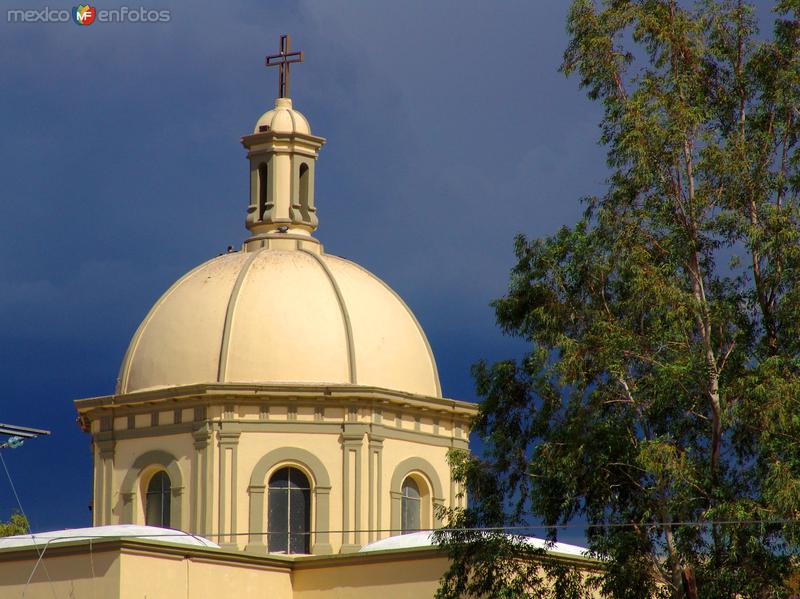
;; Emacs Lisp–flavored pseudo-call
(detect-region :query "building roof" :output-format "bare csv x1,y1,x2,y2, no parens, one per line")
359,532,589,558
0,525,219,550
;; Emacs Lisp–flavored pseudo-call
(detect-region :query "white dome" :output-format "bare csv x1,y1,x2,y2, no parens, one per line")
117,249,441,398
0,525,219,550
253,97,311,135
358,532,588,558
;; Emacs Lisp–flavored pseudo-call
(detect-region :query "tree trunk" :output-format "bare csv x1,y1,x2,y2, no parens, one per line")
682,565,698,599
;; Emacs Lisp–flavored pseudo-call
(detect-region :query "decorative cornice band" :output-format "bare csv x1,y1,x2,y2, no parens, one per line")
76,382,477,415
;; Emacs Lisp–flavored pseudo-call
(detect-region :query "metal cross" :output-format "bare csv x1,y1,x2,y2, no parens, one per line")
265,34,303,98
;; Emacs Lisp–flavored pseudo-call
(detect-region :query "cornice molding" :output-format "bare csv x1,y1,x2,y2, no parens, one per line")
75,382,477,416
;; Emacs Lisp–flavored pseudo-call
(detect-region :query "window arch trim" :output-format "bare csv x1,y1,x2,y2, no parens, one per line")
390,457,445,534
247,447,332,555
119,450,184,529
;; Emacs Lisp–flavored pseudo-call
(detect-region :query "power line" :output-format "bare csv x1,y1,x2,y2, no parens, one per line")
8,517,799,545
186,519,800,535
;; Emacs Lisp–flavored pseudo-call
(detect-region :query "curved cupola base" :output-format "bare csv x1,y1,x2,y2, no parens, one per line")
76,381,474,553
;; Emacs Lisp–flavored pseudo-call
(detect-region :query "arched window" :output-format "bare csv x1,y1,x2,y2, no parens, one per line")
401,477,421,534
145,471,171,528
258,162,269,218
298,163,309,211
268,467,310,554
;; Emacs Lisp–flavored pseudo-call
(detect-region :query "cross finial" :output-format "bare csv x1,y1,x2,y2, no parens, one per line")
265,34,303,98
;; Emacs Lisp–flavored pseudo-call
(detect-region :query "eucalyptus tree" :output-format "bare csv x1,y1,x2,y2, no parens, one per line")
436,2,800,597
0,512,29,537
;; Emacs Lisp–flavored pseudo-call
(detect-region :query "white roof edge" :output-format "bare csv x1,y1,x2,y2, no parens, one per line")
0,525,220,550
358,531,589,558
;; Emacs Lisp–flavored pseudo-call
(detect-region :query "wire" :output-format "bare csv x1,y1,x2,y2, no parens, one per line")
0,450,28,529
0,450,59,599
10,515,799,546
22,538,54,598
186,519,800,535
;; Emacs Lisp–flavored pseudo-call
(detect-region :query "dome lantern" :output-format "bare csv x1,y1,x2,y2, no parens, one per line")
242,35,325,250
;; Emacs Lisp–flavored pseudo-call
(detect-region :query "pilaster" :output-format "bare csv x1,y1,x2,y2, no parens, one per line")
312,485,333,554
96,439,115,526
341,424,366,552
192,425,211,536
367,434,384,543
217,429,240,550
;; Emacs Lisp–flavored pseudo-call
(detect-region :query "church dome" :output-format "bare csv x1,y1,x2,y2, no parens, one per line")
253,97,311,135
117,248,441,398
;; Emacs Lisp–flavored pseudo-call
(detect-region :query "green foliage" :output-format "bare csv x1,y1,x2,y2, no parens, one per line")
436,1,800,597
0,512,29,537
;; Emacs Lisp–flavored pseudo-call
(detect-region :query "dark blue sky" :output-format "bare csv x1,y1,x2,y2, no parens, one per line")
0,0,609,537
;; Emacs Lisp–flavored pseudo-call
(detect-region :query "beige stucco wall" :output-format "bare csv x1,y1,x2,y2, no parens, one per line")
0,543,444,599
0,546,121,598
119,550,293,599
292,551,605,599
0,543,448,599
0,540,603,599
293,552,450,599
